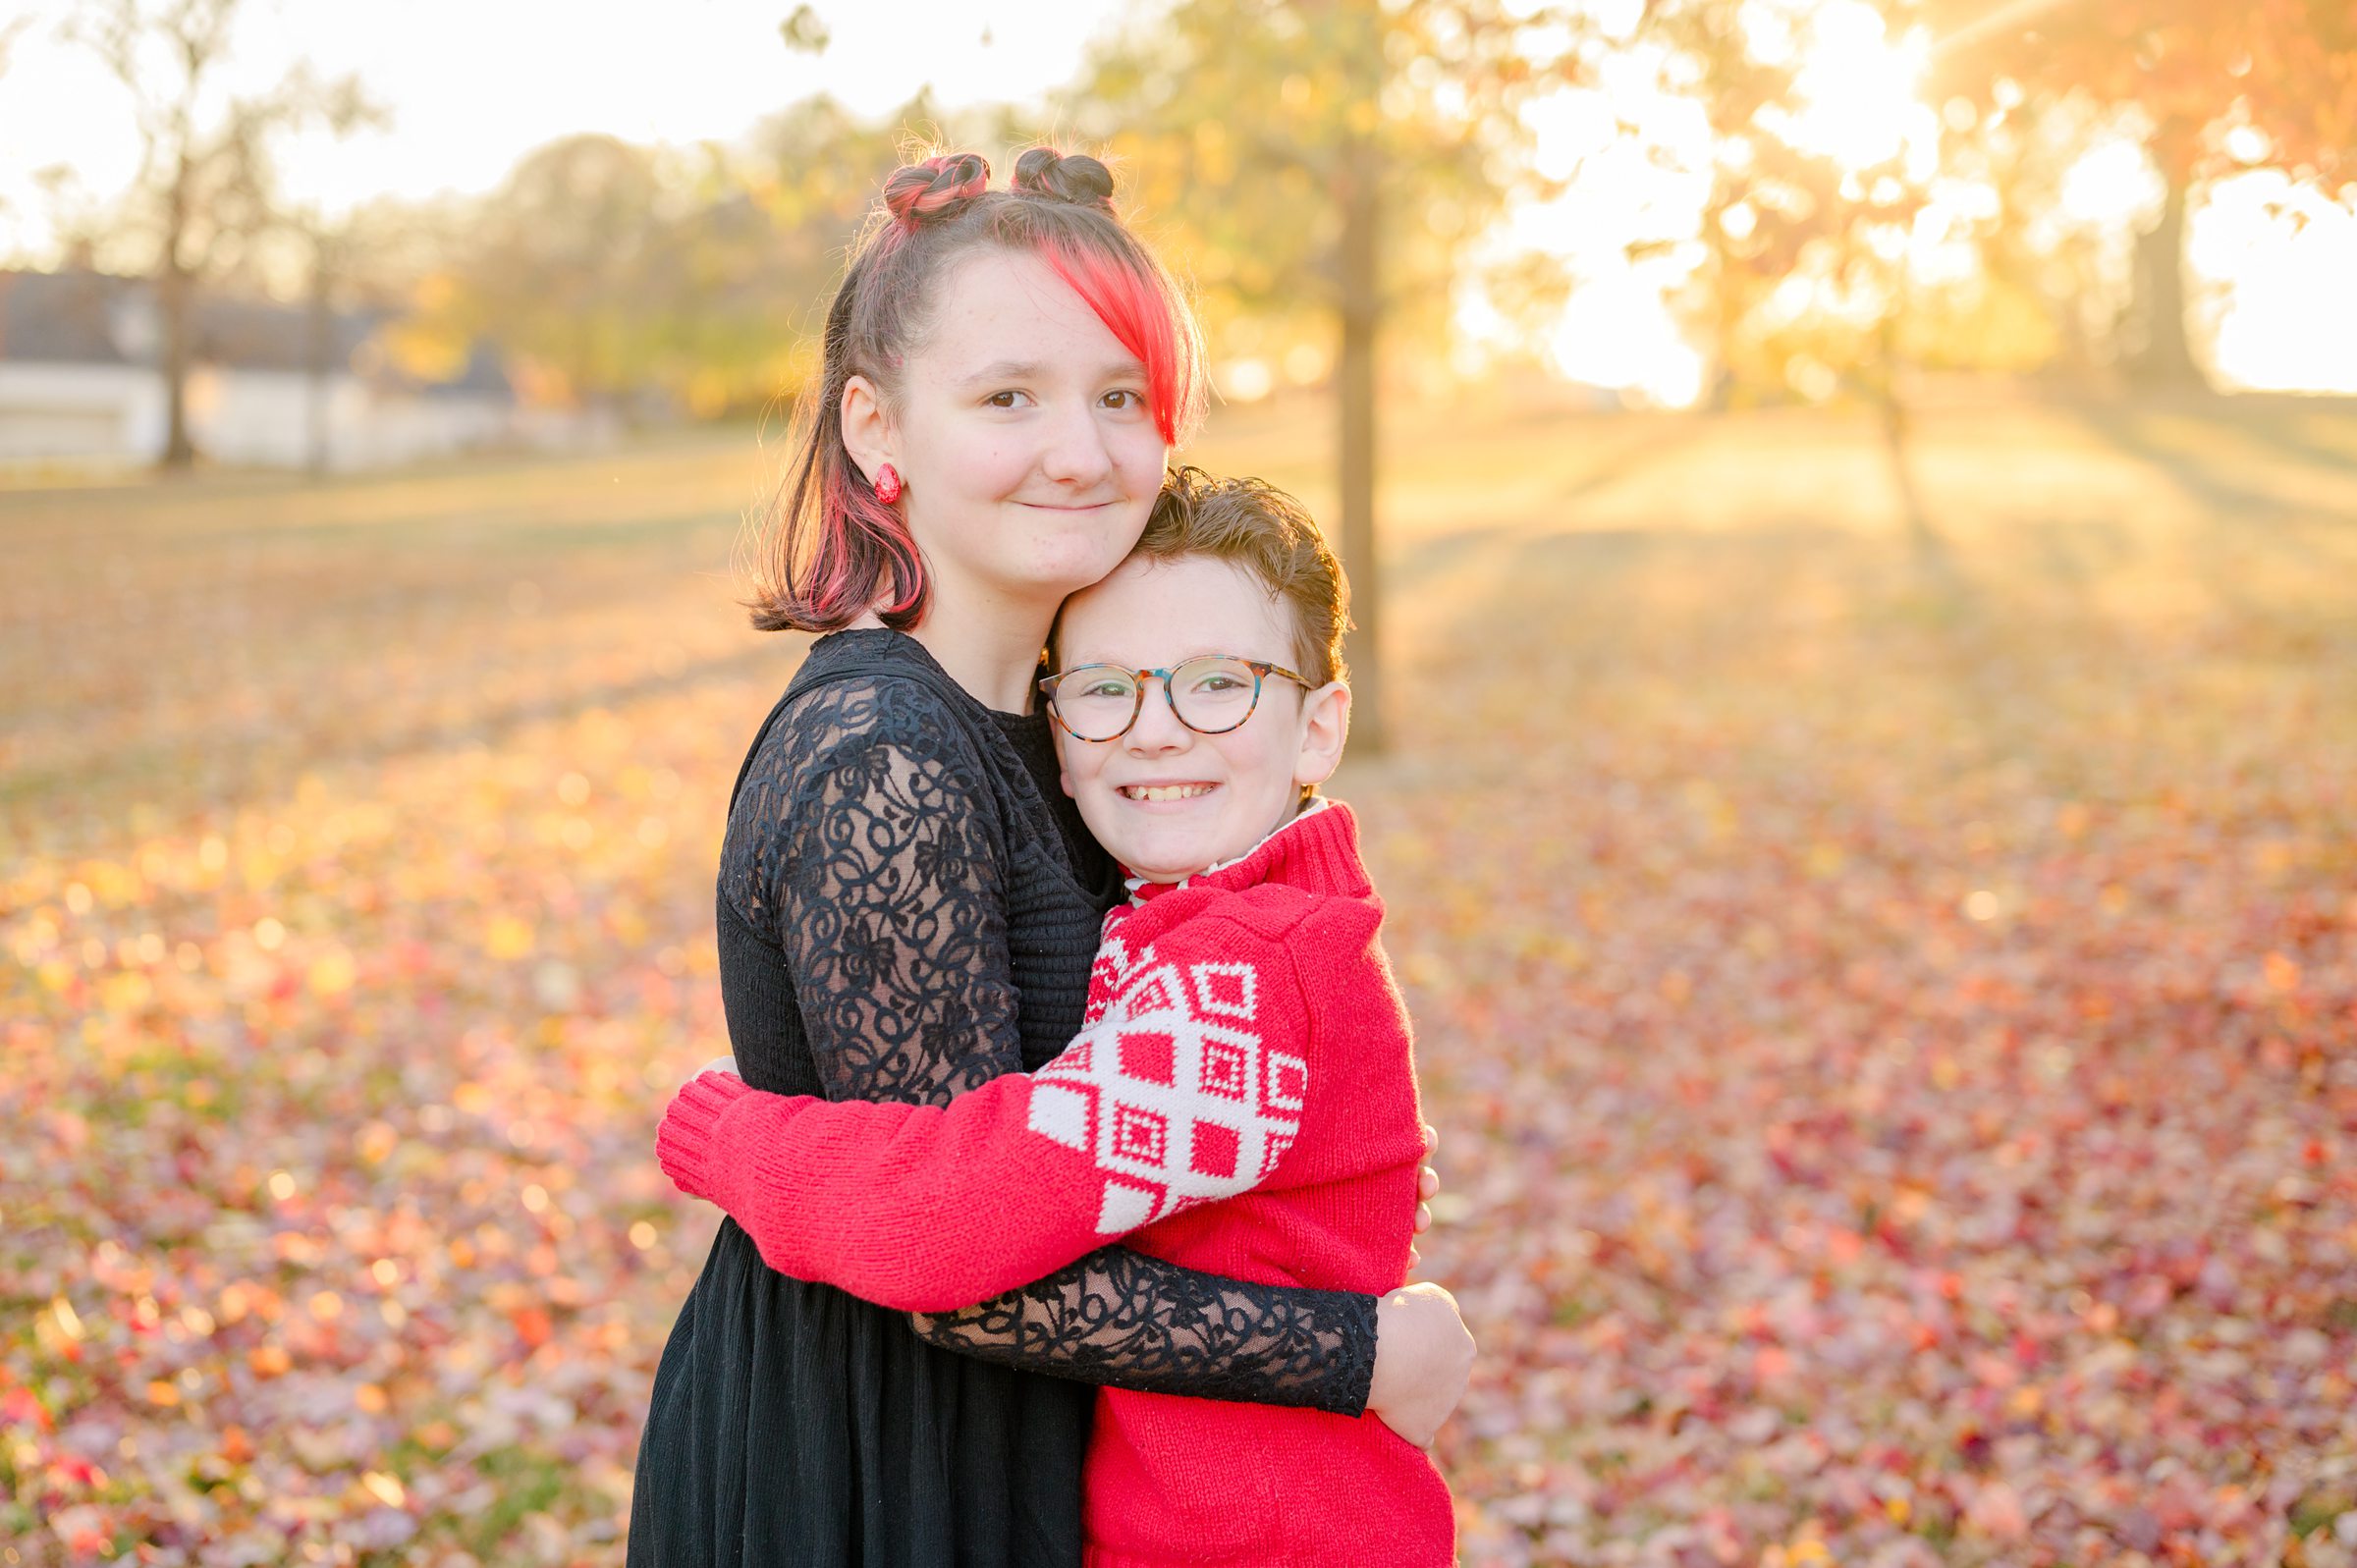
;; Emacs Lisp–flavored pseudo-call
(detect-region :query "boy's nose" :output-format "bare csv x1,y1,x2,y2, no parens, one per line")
1124,677,1192,751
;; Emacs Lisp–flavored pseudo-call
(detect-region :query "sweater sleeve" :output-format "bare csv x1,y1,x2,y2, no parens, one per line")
658,911,1314,1312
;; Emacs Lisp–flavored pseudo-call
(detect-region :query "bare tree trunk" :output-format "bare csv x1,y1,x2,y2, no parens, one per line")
1873,280,1906,450
159,167,197,472
2124,126,2208,392
1337,126,1384,754
1704,209,1741,412
306,239,334,477
158,267,196,469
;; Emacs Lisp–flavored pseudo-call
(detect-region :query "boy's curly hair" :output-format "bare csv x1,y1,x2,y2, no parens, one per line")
1129,465,1349,687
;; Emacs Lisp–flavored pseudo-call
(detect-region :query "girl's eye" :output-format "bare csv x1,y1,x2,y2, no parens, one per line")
985,391,1027,408
1103,389,1145,410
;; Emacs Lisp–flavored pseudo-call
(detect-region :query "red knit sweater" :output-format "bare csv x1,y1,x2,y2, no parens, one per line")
656,799,1454,1567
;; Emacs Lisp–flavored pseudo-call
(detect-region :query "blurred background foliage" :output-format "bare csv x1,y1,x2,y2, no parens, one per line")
32,0,2311,736
14,0,2350,424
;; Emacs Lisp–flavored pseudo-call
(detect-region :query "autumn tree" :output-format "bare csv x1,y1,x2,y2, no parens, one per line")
66,0,375,469
0,13,27,82
1069,0,1581,752
1927,0,2357,389
431,96,932,416
1627,0,1834,406
425,12,943,418
0,14,28,220
696,93,930,409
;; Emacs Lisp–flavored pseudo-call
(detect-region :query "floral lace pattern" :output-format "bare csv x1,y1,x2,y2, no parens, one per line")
907,1246,1378,1416
724,669,1022,1104
716,633,1376,1416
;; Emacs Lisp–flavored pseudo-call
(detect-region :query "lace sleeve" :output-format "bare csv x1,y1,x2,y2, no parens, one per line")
728,678,1022,1104
905,1246,1379,1418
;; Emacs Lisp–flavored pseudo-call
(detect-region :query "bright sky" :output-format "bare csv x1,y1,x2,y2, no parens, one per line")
1483,0,2357,400
4,0,2353,400
0,0,1129,233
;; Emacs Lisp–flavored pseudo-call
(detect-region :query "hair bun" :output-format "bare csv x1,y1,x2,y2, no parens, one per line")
882,152,991,228
1012,147,1116,212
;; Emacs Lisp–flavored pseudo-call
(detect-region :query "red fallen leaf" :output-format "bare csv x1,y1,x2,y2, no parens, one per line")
511,1306,554,1348
1966,1480,2030,1540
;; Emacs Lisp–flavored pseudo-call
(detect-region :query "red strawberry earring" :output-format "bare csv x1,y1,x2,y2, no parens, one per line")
873,463,903,505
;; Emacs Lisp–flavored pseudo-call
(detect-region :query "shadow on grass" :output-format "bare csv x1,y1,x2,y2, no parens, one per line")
1394,416,1712,579
1882,412,1969,610
2066,397,2357,526
0,640,791,834
2211,393,2357,478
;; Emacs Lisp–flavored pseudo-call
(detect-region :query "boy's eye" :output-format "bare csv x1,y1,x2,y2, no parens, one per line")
985,391,1025,408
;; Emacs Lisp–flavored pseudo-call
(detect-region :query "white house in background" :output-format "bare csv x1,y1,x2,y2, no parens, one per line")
0,269,576,472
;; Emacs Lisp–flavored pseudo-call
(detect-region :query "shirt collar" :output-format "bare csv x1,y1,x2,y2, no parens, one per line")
1123,796,1337,903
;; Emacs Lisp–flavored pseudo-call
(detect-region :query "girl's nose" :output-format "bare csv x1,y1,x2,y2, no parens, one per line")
1038,400,1116,486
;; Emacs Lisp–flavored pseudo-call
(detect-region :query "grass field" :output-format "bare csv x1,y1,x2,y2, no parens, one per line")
5,393,2356,1566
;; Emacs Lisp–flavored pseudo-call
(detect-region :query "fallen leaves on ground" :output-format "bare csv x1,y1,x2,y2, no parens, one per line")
5,403,2355,1566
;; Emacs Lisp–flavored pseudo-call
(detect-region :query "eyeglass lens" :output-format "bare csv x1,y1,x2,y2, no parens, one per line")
1051,656,1262,740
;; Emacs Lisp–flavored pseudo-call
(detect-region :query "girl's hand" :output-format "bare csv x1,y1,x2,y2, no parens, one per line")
1408,1122,1441,1269
1366,1280,1475,1447
688,1054,740,1089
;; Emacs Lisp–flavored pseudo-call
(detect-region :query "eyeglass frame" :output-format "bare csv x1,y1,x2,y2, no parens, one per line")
1036,654,1315,742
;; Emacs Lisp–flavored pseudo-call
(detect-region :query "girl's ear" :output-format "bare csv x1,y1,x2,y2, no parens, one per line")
1293,680,1351,788
840,374,895,483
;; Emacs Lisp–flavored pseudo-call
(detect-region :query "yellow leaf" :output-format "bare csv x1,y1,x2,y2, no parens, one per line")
485,914,535,961
307,949,357,996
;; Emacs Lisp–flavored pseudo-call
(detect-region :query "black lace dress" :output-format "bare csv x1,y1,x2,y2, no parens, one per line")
628,630,1379,1568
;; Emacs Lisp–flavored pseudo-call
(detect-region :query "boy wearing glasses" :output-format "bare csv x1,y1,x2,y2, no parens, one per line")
654,466,1461,1567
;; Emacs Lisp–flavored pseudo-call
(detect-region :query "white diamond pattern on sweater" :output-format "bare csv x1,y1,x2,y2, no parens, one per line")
1026,945,1306,1234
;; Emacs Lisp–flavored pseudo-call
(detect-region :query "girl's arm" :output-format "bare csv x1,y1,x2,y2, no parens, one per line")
908,1245,1377,1414
905,1258,1479,1448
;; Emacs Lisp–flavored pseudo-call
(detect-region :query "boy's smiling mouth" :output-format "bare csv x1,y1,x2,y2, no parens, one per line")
1118,782,1218,803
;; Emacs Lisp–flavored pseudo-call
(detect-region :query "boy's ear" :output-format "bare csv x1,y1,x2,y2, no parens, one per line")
1293,680,1350,788
840,373,895,482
